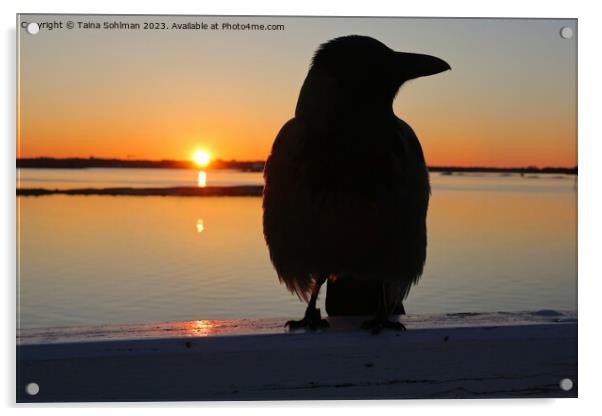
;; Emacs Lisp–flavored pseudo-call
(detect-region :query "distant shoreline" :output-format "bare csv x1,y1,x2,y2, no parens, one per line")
16,157,578,175
16,186,264,197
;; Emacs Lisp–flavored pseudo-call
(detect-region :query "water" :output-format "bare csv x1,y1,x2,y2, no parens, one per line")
17,168,264,189
17,169,577,329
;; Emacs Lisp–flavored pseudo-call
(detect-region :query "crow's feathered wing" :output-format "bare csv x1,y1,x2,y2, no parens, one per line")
262,114,430,306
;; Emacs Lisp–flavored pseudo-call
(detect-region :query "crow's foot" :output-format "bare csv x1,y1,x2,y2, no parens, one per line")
361,318,407,335
285,308,329,331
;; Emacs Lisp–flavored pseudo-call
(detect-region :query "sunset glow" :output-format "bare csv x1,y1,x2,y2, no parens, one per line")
16,17,576,168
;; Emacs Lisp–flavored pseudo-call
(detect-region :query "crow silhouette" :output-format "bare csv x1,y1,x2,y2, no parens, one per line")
263,35,450,333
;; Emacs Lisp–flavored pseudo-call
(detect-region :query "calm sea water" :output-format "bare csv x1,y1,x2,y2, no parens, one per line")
17,169,577,329
17,167,263,189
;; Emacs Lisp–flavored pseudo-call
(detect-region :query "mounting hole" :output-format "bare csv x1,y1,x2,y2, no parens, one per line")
560,27,573,39
26,22,40,35
25,382,40,396
559,378,573,391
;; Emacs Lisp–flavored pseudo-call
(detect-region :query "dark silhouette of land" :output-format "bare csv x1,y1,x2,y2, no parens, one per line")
16,157,577,175
16,157,265,172
17,186,263,197
431,165,577,175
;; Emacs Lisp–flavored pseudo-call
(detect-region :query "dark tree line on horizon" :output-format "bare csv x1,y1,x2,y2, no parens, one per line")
16,157,577,175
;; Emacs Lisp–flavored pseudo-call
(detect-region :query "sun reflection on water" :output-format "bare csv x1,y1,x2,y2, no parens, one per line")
197,171,207,187
196,219,204,233
187,319,216,336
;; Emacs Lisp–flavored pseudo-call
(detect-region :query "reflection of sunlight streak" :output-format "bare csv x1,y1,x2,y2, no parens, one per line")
188,320,215,336
197,171,207,187
196,219,204,233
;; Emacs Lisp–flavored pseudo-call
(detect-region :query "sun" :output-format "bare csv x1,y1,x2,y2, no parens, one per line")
193,150,211,167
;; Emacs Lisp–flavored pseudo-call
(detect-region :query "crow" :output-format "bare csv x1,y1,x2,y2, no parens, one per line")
262,35,450,333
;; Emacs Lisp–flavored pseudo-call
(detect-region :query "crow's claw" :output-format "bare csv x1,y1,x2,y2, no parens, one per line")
285,318,329,330
285,308,329,331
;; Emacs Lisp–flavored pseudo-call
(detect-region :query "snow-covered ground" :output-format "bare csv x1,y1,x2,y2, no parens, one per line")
17,310,577,401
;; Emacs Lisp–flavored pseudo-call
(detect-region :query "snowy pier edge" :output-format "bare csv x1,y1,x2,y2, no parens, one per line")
17,310,577,402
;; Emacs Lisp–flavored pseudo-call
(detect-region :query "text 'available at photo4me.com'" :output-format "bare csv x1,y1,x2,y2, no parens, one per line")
21,18,286,32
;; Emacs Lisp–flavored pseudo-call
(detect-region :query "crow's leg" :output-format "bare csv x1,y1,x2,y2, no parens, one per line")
361,282,407,335
286,274,330,330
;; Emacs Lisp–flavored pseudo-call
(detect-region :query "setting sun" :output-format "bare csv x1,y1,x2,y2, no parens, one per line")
193,150,211,167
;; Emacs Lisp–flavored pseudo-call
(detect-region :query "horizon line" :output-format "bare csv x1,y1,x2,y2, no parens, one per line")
15,156,578,171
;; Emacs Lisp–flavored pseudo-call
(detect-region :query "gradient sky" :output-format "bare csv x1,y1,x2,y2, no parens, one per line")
17,15,577,167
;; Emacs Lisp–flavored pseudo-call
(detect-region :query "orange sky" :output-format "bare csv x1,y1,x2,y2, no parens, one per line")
17,16,577,167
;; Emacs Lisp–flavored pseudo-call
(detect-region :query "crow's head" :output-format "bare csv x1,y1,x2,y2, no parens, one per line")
298,36,450,116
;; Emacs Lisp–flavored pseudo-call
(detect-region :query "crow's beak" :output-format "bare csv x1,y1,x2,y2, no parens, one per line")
396,52,451,82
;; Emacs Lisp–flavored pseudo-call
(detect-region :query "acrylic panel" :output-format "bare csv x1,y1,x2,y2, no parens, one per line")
16,14,577,402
